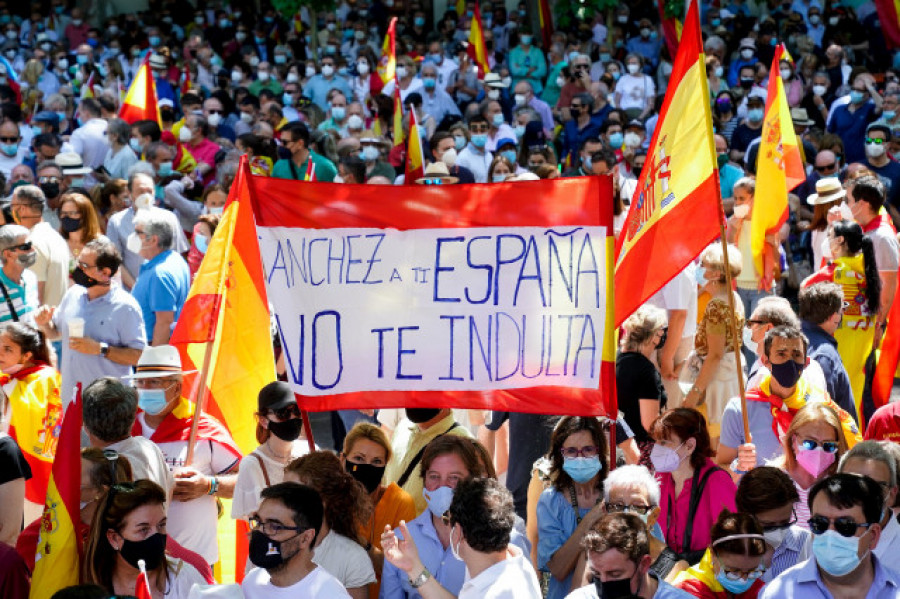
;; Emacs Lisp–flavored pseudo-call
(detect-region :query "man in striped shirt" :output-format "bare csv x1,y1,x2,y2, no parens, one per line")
0,224,39,324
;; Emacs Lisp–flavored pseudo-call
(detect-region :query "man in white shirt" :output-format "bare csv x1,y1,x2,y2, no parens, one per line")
242,482,351,598
64,97,109,168
382,477,542,599
838,441,900,562
646,264,697,407
456,115,493,183
10,185,69,307
82,376,173,495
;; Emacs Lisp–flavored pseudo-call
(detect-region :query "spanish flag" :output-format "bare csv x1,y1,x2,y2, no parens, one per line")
538,0,554,50
392,86,404,148
614,0,721,326
119,55,161,126
29,387,82,598
169,156,277,455
456,0,465,16
656,0,684,58
752,44,804,290
180,63,191,96
377,17,397,84
405,108,425,183
467,5,490,78
80,70,97,99
875,0,900,49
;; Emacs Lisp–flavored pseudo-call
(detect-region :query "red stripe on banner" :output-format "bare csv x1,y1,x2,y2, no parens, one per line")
250,177,613,231
615,173,721,323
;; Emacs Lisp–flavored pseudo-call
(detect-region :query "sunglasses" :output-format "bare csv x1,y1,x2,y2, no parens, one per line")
759,509,798,532
808,515,871,537
606,502,653,515
10,241,32,251
799,439,839,453
270,404,301,421
0,136,18,143
814,163,836,172
718,564,766,582
422,178,445,185
865,138,885,145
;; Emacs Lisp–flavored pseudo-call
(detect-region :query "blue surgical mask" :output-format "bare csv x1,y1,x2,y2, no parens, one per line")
157,162,173,177
76,54,89,65
56,111,67,124
562,456,603,483
195,234,209,254
130,138,142,153
500,149,517,164
813,530,866,577
149,35,161,46
492,173,508,182
748,108,764,122
0,143,17,157
360,145,380,161
694,266,709,287
715,571,756,595
423,77,436,89
428,53,442,64
582,155,592,171
414,17,426,27
514,125,525,139
471,133,487,148
423,485,454,518
331,106,346,121
492,113,505,127
454,135,467,150
850,90,865,104
137,388,169,415
609,132,623,149
883,110,897,121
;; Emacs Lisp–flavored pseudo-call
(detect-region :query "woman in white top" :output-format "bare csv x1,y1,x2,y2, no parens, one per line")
103,118,138,180
231,381,313,523
82,480,208,598
285,450,377,599
614,54,656,121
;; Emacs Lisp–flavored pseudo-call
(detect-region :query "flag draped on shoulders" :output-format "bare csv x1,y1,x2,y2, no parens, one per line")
752,44,804,290
614,0,720,326
119,55,161,126
169,157,276,455
29,387,82,599
467,5,491,77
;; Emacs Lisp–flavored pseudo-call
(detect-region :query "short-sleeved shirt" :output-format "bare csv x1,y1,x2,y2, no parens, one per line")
0,434,31,485
27,221,69,307
0,269,37,324
53,283,146,405
131,249,190,340
459,546,542,599
695,296,744,355
759,554,900,599
616,352,666,444
865,222,900,273
646,265,698,338
312,531,376,590
106,436,173,496
537,487,595,599
719,395,785,465
105,207,190,285
243,565,351,598
272,151,338,183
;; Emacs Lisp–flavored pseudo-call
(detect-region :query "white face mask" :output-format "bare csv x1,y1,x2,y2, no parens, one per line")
207,113,222,127
487,89,500,100
812,84,827,96
240,112,254,124
627,63,640,74
839,202,854,220
231,70,243,83
179,126,192,143
733,203,750,219
763,526,789,550
358,62,370,75
441,147,457,167
514,93,527,106
321,65,334,77
396,66,408,79
624,132,641,148
258,71,270,82
866,142,886,158
306,65,317,77
780,68,792,80
742,325,757,354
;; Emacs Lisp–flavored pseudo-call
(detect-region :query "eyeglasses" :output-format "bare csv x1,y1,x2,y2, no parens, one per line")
745,319,766,328
799,439,839,453
0,136,18,143
606,502,653,515
814,163,836,172
38,176,60,184
573,64,589,71
808,515,872,537
865,138,886,145
77,260,98,271
718,563,766,581
560,445,600,459
134,378,177,390
570,103,583,109
270,404,301,421
10,241,31,252
758,509,798,532
249,515,304,536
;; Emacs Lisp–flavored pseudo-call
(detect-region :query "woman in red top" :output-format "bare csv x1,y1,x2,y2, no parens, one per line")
674,511,767,598
651,408,737,564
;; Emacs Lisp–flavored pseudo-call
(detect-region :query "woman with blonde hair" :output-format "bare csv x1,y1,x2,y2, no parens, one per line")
58,190,103,268
341,422,416,599
679,243,745,442
618,304,668,466
771,402,853,530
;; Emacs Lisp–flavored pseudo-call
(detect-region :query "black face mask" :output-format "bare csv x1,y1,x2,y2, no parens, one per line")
596,576,639,599
61,216,82,233
249,530,287,570
405,408,441,423
40,181,59,199
72,266,104,288
267,417,303,442
740,78,754,90
119,532,167,571
345,460,386,493
769,359,804,388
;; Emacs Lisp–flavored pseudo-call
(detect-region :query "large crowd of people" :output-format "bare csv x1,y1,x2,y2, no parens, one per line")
2,0,900,597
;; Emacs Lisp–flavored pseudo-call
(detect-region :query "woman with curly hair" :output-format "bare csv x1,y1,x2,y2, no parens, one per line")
285,450,376,599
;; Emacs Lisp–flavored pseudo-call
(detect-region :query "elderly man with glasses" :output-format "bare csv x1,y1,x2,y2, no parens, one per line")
128,344,242,569
0,224,38,324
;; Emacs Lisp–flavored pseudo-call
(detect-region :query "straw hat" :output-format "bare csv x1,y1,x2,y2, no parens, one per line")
806,177,846,205
124,345,198,379
415,161,459,184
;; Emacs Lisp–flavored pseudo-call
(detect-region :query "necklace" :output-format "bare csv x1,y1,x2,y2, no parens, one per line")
265,439,292,462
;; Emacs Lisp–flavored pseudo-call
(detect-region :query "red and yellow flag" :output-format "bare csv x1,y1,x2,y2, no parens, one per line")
169,157,277,454
135,562,153,599
392,86,404,149
119,55,161,126
456,0,465,16
752,44,805,290
467,5,490,78
538,0,554,49
377,17,398,84
80,71,97,99
875,0,900,49
29,387,82,598
180,63,191,96
657,0,684,58
405,108,425,183
614,0,721,326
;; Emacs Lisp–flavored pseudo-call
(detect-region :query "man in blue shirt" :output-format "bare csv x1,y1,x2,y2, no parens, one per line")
625,19,662,71
760,474,900,599
130,209,189,346
864,122,900,213
799,283,857,425
304,55,353,111
828,74,882,165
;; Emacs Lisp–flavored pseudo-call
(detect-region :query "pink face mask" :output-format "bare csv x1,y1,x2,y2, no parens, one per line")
796,445,836,477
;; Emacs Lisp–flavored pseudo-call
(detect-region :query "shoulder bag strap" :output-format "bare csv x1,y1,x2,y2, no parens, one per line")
396,422,460,488
0,279,18,322
252,451,271,487
682,466,724,552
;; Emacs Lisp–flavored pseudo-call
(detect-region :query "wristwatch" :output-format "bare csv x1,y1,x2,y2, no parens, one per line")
409,568,431,588
99,342,110,357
